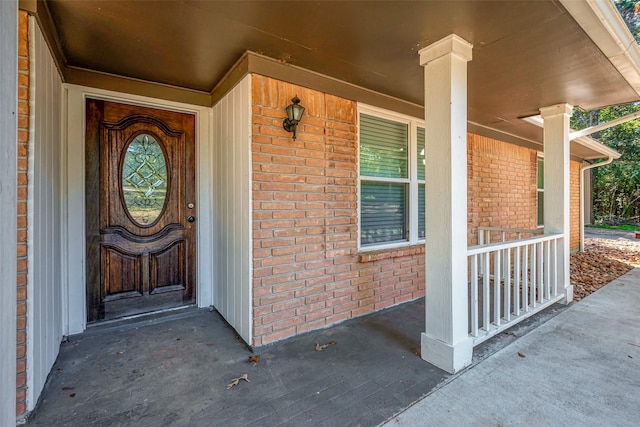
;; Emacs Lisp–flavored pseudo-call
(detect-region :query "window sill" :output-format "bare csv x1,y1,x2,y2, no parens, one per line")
358,243,425,263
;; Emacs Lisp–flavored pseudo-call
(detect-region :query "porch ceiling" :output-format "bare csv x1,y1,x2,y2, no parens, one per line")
43,0,639,149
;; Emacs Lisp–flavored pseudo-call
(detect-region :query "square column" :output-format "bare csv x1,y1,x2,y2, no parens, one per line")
419,35,473,373
540,104,573,304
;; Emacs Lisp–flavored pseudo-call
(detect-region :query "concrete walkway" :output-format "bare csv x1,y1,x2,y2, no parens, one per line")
383,268,640,427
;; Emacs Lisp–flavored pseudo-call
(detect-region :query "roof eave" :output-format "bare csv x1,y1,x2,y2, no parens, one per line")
561,0,640,99
574,136,622,160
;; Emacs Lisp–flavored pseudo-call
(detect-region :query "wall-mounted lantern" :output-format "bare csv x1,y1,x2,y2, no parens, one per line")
283,95,305,140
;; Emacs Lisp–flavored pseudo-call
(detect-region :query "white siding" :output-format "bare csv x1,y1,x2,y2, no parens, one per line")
0,1,18,424
27,18,64,409
212,76,252,344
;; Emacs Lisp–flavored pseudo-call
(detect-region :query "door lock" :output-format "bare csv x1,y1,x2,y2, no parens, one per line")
187,216,196,223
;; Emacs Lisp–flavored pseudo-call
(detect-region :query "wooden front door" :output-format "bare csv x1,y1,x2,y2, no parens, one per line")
86,99,196,322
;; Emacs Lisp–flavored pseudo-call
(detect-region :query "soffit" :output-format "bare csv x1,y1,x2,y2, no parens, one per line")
45,0,640,146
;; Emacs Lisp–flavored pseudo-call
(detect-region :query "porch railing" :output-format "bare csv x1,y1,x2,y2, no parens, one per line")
477,226,542,245
467,232,564,345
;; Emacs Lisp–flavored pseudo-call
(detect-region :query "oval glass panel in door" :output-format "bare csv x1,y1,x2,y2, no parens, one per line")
122,134,168,226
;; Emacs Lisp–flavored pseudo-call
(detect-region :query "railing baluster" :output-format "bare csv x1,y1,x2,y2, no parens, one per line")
522,243,529,312
514,246,521,316
471,254,478,337
504,248,511,321
530,243,537,308
483,251,490,332
552,238,558,297
537,241,544,304
544,240,551,300
494,249,501,327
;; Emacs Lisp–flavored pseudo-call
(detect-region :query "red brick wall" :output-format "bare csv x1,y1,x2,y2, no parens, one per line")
467,134,539,245
570,160,581,251
250,75,584,346
16,9,29,417
250,75,425,346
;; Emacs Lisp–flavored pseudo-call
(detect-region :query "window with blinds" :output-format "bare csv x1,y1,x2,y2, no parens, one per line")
537,156,544,226
417,127,426,239
359,108,426,248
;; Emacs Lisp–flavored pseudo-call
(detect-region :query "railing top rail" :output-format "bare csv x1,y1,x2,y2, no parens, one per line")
468,232,563,255
477,226,543,234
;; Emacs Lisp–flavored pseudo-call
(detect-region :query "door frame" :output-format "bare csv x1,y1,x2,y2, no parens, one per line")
63,84,214,335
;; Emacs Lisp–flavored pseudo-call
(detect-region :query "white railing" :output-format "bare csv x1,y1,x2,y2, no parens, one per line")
477,226,542,245
467,233,564,345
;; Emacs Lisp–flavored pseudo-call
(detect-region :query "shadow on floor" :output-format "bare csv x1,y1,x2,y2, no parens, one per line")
25,298,565,427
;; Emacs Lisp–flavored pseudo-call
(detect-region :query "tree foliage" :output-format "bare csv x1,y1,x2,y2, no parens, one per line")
575,1,640,224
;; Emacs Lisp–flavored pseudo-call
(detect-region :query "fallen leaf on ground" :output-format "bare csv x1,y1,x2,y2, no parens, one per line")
117,351,124,355
247,355,260,366
69,393,76,398
176,338,181,341
206,343,214,347
226,373,250,389
518,352,526,358
62,387,74,391
315,341,337,351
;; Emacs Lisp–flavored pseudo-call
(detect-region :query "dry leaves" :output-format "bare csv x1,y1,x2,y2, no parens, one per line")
247,355,260,366
315,341,337,351
226,373,249,389
570,237,640,301
517,352,526,358
62,386,74,391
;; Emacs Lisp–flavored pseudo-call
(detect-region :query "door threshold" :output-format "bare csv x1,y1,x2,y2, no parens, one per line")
82,305,200,337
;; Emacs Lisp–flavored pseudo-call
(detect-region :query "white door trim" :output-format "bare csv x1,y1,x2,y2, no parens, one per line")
63,84,214,335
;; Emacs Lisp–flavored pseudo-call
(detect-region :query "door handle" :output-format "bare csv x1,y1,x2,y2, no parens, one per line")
187,216,196,223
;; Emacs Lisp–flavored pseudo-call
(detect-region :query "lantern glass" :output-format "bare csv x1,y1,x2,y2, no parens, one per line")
286,104,295,121
292,103,305,121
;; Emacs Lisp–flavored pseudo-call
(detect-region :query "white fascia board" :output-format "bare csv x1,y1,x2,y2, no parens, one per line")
561,0,640,96
521,115,621,160
574,135,622,160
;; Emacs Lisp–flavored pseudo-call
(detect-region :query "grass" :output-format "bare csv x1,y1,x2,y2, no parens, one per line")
587,223,640,232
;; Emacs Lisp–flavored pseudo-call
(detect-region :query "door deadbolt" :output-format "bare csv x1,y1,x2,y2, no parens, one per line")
187,216,196,222
188,203,195,209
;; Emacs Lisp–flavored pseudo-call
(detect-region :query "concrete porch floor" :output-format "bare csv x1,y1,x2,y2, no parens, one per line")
386,268,640,426
24,297,566,427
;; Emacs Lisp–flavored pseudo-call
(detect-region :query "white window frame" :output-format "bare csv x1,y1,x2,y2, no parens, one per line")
357,103,426,251
537,154,544,228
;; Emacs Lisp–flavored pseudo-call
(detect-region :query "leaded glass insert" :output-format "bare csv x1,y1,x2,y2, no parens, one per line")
122,134,168,225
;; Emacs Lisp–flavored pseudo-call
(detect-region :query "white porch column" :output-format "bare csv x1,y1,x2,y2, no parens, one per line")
419,35,473,373
540,104,574,304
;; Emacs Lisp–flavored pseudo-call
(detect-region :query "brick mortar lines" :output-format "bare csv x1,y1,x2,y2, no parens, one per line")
16,10,29,417
250,77,425,347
